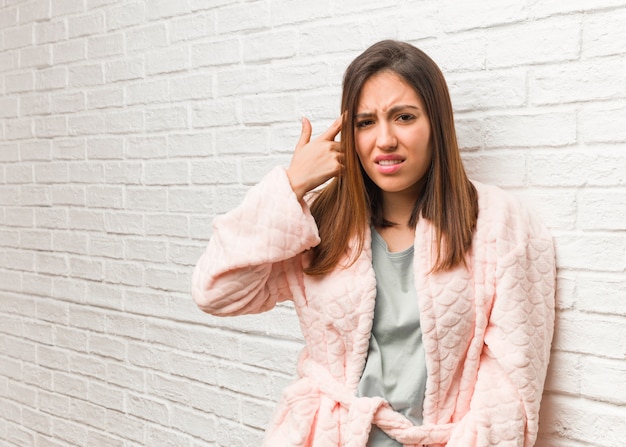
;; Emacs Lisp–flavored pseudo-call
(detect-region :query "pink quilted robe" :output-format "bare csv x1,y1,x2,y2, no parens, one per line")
192,167,556,447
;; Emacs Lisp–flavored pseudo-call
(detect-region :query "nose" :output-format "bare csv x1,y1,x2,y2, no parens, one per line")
376,122,397,151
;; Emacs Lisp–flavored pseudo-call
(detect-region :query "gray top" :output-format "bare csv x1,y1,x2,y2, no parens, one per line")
356,229,428,447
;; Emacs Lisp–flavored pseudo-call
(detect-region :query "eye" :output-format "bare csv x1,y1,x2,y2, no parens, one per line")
355,119,374,128
397,114,415,122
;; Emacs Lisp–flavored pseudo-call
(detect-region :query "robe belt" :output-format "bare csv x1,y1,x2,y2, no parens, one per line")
298,358,456,447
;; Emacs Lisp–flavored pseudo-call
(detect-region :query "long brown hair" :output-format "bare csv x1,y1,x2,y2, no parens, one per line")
306,40,478,276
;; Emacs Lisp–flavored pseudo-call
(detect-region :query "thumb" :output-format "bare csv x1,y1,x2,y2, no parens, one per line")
296,117,312,150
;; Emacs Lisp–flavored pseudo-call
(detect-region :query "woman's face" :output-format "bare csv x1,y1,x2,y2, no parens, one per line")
354,71,432,200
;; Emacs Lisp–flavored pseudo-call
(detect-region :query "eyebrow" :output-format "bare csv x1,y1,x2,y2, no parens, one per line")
354,104,421,120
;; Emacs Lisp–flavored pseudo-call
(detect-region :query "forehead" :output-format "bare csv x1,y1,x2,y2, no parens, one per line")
356,71,422,109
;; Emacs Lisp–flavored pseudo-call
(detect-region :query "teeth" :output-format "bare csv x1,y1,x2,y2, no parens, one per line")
377,160,402,166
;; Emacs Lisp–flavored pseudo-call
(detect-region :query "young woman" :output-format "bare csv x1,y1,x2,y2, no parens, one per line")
192,40,556,447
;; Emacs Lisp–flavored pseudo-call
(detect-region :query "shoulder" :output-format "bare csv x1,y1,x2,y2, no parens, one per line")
471,181,552,252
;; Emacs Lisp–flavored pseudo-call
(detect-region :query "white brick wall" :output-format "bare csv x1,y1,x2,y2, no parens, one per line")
1,1,625,446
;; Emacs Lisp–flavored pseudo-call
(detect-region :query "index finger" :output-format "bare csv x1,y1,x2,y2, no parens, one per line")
318,115,343,142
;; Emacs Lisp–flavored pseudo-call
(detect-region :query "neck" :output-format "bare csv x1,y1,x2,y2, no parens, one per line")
381,190,416,228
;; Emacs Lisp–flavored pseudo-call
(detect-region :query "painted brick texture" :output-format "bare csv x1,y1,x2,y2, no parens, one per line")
1,1,625,446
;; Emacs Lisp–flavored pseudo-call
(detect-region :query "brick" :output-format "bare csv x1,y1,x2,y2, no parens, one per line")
3,24,33,50
5,118,34,140
539,395,626,446
20,93,50,116
67,209,105,232
144,160,188,185
169,12,214,42
169,73,213,101
271,0,330,25
37,209,69,229
530,58,626,105
144,0,191,20
104,260,144,286
216,65,270,97
68,12,105,38
168,132,213,157
53,39,86,65
146,46,190,75
6,165,32,184
35,20,66,44
143,265,189,293
51,0,84,17
86,137,123,160
577,272,626,316
106,361,143,390
104,211,143,236
578,189,626,230
51,418,88,446
22,408,52,436
20,230,52,254
105,1,145,30
583,8,626,58
529,150,626,187
243,29,297,63
167,187,213,213
50,92,85,114
125,238,168,262
191,157,239,184
191,98,238,128
89,381,124,412
84,281,123,310
105,110,144,134
216,2,270,34
69,256,104,281
34,115,68,138
270,61,329,92
300,21,364,57
463,151,526,187
555,232,626,272
127,393,168,424
69,399,106,430
145,106,188,132
581,357,626,404
125,23,168,53
6,72,34,94
146,372,189,402
51,185,85,206
52,231,87,255
69,352,106,379
554,311,626,358
6,423,35,447
86,185,124,208
126,187,167,212
126,79,170,105
68,113,106,135
241,156,289,184
579,103,626,144
103,161,142,184
241,94,296,125
448,70,527,112
4,336,36,362
104,58,144,83
69,64,105,88
486,17,580,68
529,0,626,18
145,213,189,238
88,234,123,259
483,111,577,148
439,0,526,32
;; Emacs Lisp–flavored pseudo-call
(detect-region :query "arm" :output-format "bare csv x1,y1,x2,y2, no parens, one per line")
192,117,344,316
448,219,556,446
191,166,320,316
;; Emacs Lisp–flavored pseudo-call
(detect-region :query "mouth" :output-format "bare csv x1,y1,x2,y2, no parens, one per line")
374,157,404,174
376,159,403,166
